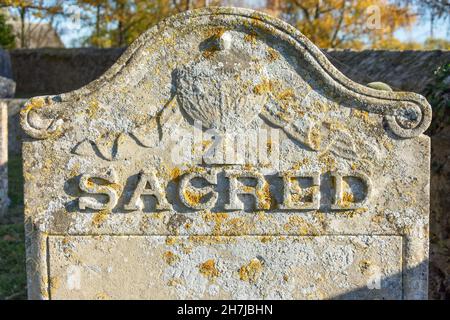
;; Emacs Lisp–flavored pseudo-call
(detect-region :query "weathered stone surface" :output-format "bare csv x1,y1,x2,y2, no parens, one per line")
21,7,431,300
0,76,16,99
0,101,8,217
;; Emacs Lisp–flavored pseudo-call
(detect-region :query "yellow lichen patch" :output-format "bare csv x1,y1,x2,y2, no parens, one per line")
352,109,377,125
292,158,310,170
204,27,226,40
224,218,250,236
359,260,372,274
343,192,354,203
203,211,229,224
202,48,217,59
339,208,367,218
371,213,384,224
165,236,177,246
309,126,321,150
202,140,212,152
163,251,179,266
318,152,337,171
267,47,280,62
107,182,122,193
256,182,272,210
21,97,45,116
182,189,203,207
87,100,100,119
382,138,394,152
92,210,110,227
152,212,164,220
291,187,315,204
188,235,236,245
69,163,80,178
266,139,272,154
277,89,295,101
256,211,267,221
170,167,181,181
253,79,273,95
203,212,229,235
283,216,320,235
239,258,263,283
49,276,60,292
260,236,273,243
244,31,258,44
199,259,220,280
95,292,111,300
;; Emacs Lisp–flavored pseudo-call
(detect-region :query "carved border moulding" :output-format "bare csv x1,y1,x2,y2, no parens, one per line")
20,8,431,142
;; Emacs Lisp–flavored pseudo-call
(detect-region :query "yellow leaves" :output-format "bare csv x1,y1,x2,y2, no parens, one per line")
286,0,416,49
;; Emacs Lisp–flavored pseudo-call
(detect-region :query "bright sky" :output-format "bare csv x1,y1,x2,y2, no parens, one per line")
35,0,450,47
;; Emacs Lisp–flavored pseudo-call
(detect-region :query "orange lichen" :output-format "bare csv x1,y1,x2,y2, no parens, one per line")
239,258,263,283
165,236,177,246
49,276,60,291
310,126,321,150
260,236,272,243
253,79,273,95
224,218,250,236
183,189,203,206
342,192,354,203
170,167,181,180
244,31,258,44
267,47,280,61
292,158,310,170
256,182,272,210
163,251,179,266
277,89,295,101
87,100,100,118
92,210,109,227
283,216,320,235
203,212,229,235
199,259,220,280
318,153,337,171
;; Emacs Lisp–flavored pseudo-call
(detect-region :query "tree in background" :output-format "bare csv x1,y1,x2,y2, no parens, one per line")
76,0,222,48
0,13,15,49
396,0,449,38
265,0,416,49
0,0,65,48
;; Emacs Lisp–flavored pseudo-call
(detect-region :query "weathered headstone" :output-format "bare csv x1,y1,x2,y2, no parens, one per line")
21,8,431,300
0,49,15,98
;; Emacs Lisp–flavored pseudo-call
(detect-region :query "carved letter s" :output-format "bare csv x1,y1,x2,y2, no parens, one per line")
79,168,120,211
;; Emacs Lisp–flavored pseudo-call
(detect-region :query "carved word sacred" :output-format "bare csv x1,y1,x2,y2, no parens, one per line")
78,169,371,212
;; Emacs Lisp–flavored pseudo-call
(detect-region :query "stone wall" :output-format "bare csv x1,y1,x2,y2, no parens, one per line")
9,48,450,97
9,48,125,98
